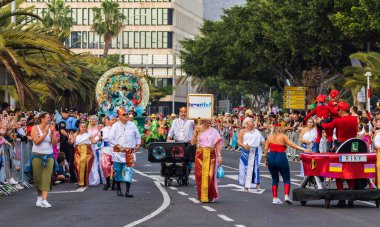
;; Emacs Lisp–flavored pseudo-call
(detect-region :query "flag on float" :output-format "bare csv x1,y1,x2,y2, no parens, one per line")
364,164,375,173
329,163,342,172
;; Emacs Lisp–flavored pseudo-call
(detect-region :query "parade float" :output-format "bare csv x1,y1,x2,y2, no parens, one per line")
96,66,150,134
293,138,380,208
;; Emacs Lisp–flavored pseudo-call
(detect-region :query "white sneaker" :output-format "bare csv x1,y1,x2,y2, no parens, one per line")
41,200,52,208
36,197,42,207
272,197,283,205
9,178,18,185
284,195,293,204
15,184,24,190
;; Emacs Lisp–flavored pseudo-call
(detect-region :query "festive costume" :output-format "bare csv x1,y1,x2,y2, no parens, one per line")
88,126,102,186
304,95,338,151
194,128,222,202
238,129,264,189
109,120,141,197
267,144,291,199
100,125,115,190
73,133,95,187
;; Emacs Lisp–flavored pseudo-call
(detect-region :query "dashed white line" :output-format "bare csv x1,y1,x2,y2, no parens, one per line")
235,225,246,227
218,214,234,222
177,191,188,196
169,187,177,190
202,205,216,212
188,197,201,204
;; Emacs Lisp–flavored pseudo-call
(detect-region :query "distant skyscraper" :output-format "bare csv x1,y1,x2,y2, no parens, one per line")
203,0,246,21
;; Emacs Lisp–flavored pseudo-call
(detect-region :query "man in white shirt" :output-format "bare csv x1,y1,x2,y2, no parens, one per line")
167,107,195,176
100,114,117,191
109,108,141,197
167,107,194,142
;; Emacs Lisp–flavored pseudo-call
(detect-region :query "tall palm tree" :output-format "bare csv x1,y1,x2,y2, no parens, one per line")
43,0,73,43
343,52,380,106
92,0,125,57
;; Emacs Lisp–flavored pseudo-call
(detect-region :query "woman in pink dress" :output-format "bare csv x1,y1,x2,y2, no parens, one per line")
191,119,223,203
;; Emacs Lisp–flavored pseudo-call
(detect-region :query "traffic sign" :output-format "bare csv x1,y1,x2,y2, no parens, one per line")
284,86,306,91
284,99,306,105
284,104,305,109
283,95,305,100
284,90,306,95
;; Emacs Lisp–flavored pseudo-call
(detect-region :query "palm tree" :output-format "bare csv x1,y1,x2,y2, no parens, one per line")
0,3,73,107
343,52,380,107
92,0,125,57
43,0,73,43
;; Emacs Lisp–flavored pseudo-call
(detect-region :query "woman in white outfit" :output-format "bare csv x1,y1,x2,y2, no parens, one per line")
237,117,265,191
298,118,317,176
88,115,101,186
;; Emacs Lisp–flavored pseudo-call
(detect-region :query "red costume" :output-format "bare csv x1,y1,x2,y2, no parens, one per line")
304,95,338,144
321,102,358,190
328,90,340,120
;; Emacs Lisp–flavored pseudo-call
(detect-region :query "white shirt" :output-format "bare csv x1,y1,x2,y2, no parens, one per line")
168,118,194,142
374,131,380,149
109,121,141,163
100,126,113,155
74,133,92,146
32,126,53,155
243,129,265,148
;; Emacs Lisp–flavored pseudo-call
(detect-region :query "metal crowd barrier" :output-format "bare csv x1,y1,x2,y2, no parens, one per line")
0,141,33,196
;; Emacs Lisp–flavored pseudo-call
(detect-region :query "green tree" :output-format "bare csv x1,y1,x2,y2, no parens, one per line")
43,0,73,43
180,0,376,104
343,52,380,106
92,0,125,57
329,0,380,52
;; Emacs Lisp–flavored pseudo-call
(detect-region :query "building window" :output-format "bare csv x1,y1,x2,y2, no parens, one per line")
156,78,173,88
82,31,88,48
71,32,81,48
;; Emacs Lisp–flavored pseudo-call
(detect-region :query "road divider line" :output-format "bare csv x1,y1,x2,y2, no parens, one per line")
169,187,177,191
189,197,200,204
235,225,246,227
125,171,171,227
50,187,88,194
177,191,188,196
202,206,216,212
218,214,234,222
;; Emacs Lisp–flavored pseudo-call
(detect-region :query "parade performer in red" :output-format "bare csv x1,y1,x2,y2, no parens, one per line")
318,102,358,207
328,90,340,120
304,95,338,151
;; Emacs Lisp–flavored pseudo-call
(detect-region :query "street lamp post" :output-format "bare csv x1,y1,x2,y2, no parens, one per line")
365,72,372,113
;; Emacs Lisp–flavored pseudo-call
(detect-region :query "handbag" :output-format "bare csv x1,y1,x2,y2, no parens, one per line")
217,165,224,179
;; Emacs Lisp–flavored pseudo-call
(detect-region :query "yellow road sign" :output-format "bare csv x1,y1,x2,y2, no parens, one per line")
284,104,305,109
284,99,306,104
284,90,306,95
283,95,305,100
284,86,306,91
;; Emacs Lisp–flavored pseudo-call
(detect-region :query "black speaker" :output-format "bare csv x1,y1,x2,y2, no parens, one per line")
148,142,195,163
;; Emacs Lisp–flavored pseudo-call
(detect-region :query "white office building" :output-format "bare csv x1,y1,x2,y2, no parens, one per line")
21,0,203,114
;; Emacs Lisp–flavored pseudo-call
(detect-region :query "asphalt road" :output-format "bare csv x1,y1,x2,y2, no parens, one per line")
1,148,380,227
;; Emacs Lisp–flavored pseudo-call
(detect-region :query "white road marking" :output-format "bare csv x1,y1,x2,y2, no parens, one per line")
169,187,177,190
124,171,170,227
189,175,195,180
225,175,238,181
235,225,246,227
218,214,234,222
357,200,376,207
50,187,87,194
202,205,216,212
177,191,188,196
189,197,200,204
222,165,239,170
231,188,265,194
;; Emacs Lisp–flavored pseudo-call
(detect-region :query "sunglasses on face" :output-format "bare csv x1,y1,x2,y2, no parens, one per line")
122,113,128,116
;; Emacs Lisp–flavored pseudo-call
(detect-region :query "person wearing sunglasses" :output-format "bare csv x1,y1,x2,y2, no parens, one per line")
109,108,141,198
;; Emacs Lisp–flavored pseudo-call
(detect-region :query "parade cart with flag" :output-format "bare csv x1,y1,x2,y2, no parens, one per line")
293,138,380,208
